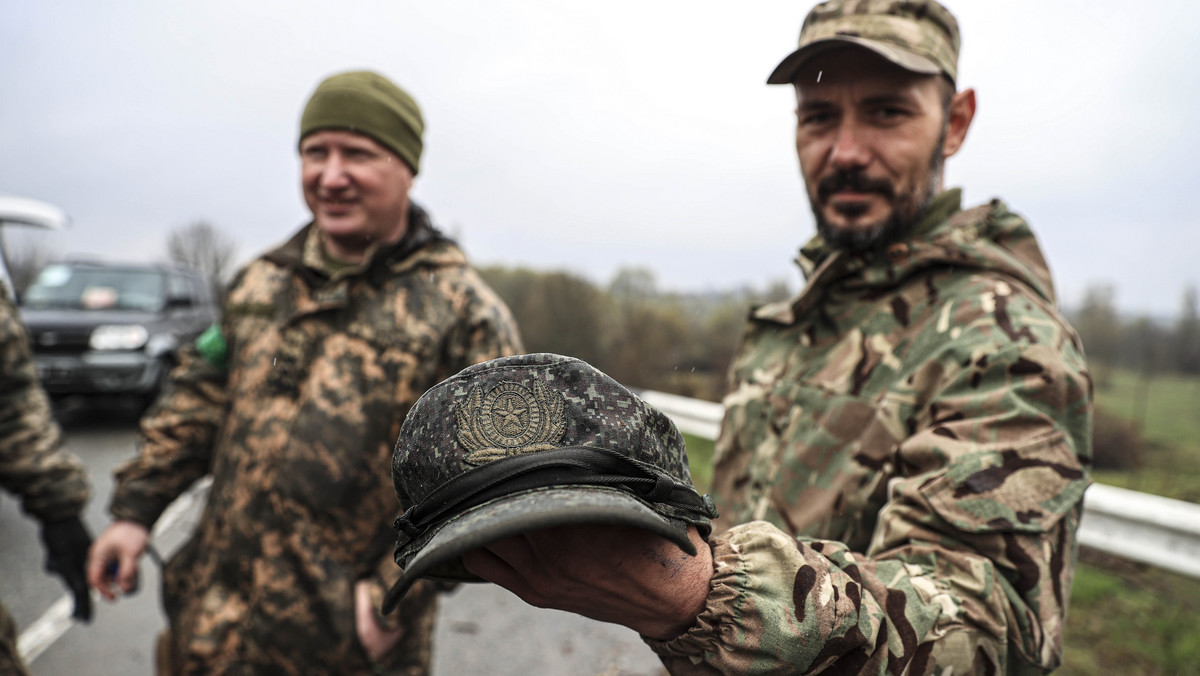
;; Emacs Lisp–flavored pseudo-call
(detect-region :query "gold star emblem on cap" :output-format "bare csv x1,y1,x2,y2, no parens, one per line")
455,380,567,464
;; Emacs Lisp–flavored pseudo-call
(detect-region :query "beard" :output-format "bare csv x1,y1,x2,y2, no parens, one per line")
811,135,945,253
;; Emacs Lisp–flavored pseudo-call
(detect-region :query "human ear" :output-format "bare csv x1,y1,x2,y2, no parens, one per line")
942,87,976,159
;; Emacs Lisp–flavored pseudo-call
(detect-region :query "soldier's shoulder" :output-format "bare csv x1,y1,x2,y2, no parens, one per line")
224,254,296,298
400,238,469,272
957,271,1063,320
915,271,1084,372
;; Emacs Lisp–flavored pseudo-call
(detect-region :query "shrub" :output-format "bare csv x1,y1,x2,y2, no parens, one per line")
1091,406,1148,471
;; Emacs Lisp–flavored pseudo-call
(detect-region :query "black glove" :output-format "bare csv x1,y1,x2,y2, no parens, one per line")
40,516,94,622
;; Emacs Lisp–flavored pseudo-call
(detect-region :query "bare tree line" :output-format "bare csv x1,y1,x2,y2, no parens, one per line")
1,229,55,297
165,221,238,297
4,220,237,300
1072,283,1200,382
478,265,792,402
8,218,1199,396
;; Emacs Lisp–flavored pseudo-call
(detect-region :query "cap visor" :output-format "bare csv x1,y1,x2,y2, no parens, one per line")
766,37,942,84
381,485,694,614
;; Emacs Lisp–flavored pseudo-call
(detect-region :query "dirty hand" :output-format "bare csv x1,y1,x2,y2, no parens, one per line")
462,524,713,641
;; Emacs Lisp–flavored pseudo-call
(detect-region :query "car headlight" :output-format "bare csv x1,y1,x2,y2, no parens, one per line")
89,324,150,351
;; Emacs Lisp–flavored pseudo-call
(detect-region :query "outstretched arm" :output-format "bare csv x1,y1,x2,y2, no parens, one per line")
463,524,713,641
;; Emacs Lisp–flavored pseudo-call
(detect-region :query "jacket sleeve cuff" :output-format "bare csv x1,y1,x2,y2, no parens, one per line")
643,521,793,673
108,490,169,531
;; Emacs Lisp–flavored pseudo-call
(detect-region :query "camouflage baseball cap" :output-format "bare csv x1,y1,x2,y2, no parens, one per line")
381,353,718,613
767,0,960,85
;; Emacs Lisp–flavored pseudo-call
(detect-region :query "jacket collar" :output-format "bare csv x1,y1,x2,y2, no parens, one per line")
795,189,963,278
755,189,1057,326
264,202,465,286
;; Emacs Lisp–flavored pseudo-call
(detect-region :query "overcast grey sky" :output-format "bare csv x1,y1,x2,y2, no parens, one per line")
2,1,1196,317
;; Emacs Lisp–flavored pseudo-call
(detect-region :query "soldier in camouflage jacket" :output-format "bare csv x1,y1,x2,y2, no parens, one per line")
459,2,1091,674
1,290,92,676
647,189,1091,674
87,71,522,675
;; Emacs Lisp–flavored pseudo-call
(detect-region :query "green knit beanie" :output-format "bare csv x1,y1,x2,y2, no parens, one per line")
299,70,425,174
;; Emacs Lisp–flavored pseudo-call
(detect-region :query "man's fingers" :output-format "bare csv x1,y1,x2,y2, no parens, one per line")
87,521,148,600
354,581,374,626
354,580,404,663
482,534,541,573
86,542,137,599
462,546,532,597
86,543,118,601
117,550,140,594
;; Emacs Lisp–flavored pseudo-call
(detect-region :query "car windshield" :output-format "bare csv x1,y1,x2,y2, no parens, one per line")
22,265,166,312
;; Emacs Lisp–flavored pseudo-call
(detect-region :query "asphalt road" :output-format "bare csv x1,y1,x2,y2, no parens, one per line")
1,399,665,676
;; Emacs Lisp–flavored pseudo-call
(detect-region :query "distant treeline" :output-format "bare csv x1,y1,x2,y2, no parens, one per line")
478,266,792,403
1071,283,1200,382
482,268,1200,405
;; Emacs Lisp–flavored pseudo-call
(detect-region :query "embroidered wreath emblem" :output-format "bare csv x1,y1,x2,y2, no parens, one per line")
455,380,567,464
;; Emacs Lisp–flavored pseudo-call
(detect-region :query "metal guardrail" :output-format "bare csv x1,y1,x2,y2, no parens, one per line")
639,389,1200,580
1077,483,1200,579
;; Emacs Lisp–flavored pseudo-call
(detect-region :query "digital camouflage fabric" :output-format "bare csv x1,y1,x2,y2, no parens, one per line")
646,190,1092,674
0,291,90,676
0,292,87,523
384,353,718,608
108,204,522,676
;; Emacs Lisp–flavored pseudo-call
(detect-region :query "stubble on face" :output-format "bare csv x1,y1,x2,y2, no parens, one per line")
813,132,944,252
794,53,956,254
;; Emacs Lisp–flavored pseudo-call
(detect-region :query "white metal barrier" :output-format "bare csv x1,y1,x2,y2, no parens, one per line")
640,389,1200,580
1077,483,1200,579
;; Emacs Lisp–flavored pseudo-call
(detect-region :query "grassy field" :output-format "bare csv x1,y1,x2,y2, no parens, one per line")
680,368,1200,673
1062,553,1200,675
682,432,715,494
1091,368,1200,502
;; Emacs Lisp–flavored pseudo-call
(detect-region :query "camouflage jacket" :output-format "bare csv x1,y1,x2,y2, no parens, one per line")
0,290,88,523
109,205,522,675
648,190,1092,674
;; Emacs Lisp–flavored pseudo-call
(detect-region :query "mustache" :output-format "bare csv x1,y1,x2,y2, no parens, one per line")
817,170,895,202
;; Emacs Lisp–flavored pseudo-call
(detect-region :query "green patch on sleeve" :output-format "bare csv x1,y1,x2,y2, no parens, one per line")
195,323,228,370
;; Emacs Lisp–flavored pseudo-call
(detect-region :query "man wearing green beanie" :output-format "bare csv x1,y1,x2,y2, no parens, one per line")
88,70,523,675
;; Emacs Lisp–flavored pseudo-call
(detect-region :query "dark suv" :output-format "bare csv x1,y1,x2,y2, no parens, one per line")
18,261,220,406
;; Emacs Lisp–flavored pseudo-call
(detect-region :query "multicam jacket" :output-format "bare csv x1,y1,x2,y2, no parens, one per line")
109,205,522,676
1,289,89,676
648,190,1092,674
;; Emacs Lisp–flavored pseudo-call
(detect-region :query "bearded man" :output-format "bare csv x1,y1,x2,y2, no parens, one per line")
455,2,1092,674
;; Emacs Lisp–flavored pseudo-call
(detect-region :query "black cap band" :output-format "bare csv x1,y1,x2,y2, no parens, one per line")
393,446,718,554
